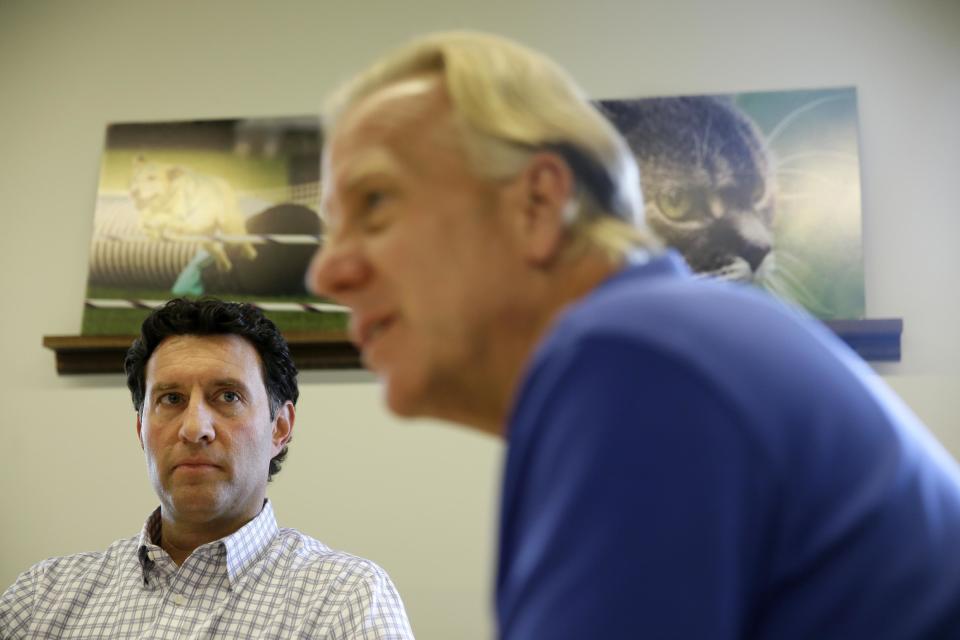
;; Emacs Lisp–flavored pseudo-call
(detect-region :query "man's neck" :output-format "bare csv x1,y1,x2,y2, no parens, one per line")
158,503,263,566
460,247,624,436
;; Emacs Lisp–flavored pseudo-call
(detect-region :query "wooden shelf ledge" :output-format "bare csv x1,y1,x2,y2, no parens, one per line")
43,331,361,375
43,319,903,375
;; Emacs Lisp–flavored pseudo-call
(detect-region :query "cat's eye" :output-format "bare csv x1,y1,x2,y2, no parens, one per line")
656,188,695,222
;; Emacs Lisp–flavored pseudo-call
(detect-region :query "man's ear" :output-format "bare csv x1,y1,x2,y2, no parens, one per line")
272,401,295,455
513,152,576,266
136,412,145,450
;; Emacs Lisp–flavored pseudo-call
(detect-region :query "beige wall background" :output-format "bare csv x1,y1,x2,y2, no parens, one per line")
1,1,957,637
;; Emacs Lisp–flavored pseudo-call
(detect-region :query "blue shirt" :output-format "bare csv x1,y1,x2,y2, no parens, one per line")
497,252,960,639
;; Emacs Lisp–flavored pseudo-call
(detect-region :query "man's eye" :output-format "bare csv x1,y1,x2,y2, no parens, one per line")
158,393,182,406
220,391,241,404
363,190,385,211
361,209,392,234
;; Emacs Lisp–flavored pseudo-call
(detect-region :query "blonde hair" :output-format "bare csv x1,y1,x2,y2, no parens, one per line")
325,31,660,259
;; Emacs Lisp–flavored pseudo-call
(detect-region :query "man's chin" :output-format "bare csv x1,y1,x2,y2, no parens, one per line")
164,488,225,520
383,376,456,423
383,377,424,418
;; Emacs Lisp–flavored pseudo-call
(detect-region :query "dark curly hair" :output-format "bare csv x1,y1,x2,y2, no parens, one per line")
124,298,299,481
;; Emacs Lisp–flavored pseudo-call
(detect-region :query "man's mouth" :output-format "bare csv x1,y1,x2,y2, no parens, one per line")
174,459,220,472
353,314,397,350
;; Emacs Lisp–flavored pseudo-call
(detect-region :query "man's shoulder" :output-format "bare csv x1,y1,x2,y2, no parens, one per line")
521,259,877,452
552,259,846,380
14,535,139,585
2,534,140,618
572,262,791,339
271,528,392,582
254,528,411,636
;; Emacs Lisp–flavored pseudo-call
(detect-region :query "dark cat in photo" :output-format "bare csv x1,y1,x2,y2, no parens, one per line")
599,96,775,284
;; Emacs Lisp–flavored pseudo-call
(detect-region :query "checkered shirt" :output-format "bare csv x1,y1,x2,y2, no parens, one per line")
0,501,414,638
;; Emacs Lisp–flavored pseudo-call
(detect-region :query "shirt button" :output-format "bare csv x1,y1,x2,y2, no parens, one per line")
171,594,188,606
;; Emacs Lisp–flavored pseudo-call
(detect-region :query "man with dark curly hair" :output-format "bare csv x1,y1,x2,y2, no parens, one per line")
0,298,413,639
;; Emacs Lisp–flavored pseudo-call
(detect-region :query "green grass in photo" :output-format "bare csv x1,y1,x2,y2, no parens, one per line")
83,287,349,336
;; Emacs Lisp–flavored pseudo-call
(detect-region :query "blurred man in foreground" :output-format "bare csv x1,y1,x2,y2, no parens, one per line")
308,31,960,638
0,298,413,639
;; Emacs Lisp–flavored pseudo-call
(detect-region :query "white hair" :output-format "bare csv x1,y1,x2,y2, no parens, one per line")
325,31,660,258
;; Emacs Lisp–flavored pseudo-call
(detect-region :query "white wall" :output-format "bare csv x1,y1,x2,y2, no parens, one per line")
1,1,957,637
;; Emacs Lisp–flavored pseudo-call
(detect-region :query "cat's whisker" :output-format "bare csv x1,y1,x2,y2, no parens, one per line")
698,112,713,166
759,275,797,305
769,265,833,316
775,168,837,188
709,259,757,283
773,250,813,272
765,95,847,146
775,151,858,167
776,193,828,203
761,273,817,312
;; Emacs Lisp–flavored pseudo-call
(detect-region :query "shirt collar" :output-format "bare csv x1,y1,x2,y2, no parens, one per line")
220,500,279,584
136,507,163,586
136,499,279,586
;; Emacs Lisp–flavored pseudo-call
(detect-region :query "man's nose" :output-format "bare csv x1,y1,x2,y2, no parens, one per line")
306,241,370,300
179,396,216,444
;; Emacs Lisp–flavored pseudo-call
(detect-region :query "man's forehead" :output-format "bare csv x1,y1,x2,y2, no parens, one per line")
327,74,452,166
337,73,447,136
145,334,263,385
331,147,400,190
322,74,456,216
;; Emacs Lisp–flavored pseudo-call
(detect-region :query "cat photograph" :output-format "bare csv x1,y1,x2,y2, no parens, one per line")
128,155,258,272
598,87,865,319
83,116,333,336
600,96,775,283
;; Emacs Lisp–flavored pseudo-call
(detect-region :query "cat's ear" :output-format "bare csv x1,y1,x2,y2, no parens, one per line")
509,151,575,267
133,154,145,166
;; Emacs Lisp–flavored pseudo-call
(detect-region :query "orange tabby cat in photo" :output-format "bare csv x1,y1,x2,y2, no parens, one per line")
128,155,257,271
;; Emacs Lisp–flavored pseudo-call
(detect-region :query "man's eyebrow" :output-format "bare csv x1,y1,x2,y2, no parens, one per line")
211,378,251,392
322,149,403,230
338,150,399,193
149,379,250,393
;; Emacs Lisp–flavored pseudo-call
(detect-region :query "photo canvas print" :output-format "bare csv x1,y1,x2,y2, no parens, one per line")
598,86,865,319
82,116,347,335
81,88,864,337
